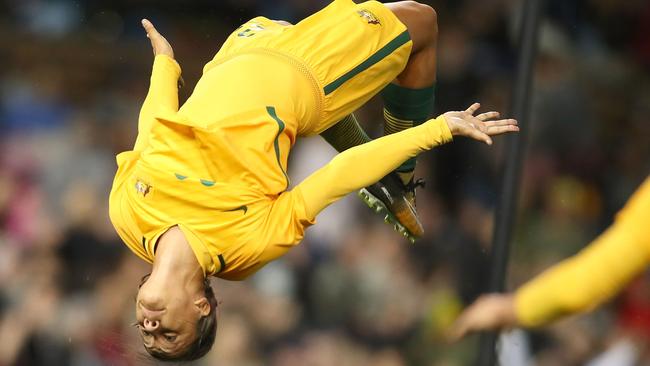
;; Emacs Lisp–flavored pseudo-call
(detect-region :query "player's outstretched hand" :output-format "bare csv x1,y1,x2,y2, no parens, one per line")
142,19,174,59
444,103,519,145
447,293,518,342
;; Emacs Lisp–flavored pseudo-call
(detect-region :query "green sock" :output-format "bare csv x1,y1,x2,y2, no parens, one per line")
320,113,371,153
382,83,436,181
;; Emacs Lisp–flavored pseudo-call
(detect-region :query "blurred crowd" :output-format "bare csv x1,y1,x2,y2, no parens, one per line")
1,0,649,365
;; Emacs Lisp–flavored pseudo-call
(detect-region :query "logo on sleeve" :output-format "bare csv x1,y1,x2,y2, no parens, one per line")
135,180,152,197
358,9,381,25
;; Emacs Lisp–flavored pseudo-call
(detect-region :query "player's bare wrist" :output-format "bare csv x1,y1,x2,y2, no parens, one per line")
441,113,460,135
499,294,519,326
155,50,174,58
154,54,181,74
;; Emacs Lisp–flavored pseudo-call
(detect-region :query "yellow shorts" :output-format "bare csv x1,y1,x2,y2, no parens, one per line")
207,0,412,135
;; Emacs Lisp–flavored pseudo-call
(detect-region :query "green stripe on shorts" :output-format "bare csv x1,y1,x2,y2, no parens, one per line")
323,30,411,95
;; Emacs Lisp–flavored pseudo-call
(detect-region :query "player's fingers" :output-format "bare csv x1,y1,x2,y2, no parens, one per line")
141,19,153,32
141,19,160,38
486,124,520,136
484,119,519,135
465,126,493,145
447,318,470,343
448,310,483,343
484,118,518,127
477,111,500,121
465,102,481,115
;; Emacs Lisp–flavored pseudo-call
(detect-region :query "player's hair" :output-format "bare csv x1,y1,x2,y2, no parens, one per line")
144,276,218,362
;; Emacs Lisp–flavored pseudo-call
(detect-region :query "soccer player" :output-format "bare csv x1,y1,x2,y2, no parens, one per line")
449,177,650,340
109,0,519,361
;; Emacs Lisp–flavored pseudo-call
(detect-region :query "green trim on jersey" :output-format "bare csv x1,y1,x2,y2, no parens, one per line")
323,30,411,95
217,254,226,273
266,106,290,189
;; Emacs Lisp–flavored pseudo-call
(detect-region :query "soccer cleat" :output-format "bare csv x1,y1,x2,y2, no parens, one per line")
358,172,425,243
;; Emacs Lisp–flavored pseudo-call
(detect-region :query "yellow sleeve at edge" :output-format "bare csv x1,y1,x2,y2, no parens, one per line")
295,116,453,219
133,55,181,151
515,177,650,327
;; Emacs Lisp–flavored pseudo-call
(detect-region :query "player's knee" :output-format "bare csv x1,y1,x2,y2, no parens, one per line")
405,2,436,21
411,2,438,41
390,1,438,47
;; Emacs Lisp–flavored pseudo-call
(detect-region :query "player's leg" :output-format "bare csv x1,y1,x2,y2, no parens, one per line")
359,1,438,240
320,113,371,152
267,0,436,240
383,1,438,180
321,2,437,156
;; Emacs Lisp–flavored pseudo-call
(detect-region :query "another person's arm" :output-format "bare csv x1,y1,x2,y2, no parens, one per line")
133,19,181,151
449,177,650,339
295,103,518,219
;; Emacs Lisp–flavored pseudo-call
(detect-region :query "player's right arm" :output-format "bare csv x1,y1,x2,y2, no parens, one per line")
449,177,650,340
295,103,518,219
133,19,182,151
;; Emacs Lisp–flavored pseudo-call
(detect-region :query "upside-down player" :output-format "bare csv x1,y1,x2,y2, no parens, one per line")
109,0,519,361
449,176,650,340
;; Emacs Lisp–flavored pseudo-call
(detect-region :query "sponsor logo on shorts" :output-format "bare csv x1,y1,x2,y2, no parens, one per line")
135,179,152,197
358,9,381,25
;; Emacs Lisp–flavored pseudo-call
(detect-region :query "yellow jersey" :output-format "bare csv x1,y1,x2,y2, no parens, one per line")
108,0,453,280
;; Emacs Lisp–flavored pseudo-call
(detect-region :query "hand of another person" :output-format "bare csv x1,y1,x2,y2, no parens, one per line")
443,103,519,145
142,19,174,58
447,293,519,342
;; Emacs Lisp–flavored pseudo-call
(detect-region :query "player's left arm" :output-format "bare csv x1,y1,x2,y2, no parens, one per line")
449,177,650,340
294,103,518,219
133,19,182,151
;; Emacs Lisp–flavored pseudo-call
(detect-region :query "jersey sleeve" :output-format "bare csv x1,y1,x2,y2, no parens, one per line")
133,55,182,151
252,187,316,270
515,177,650,327
293,115,453,220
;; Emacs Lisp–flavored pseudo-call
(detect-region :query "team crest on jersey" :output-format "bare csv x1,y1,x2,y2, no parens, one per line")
358,9,381,25
237,23,265,37
135,180,152,197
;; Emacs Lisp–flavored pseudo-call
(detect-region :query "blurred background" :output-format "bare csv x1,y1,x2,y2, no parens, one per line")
1,0,649,365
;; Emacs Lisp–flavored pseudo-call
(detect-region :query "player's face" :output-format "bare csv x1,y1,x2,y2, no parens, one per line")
135,280,202,356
